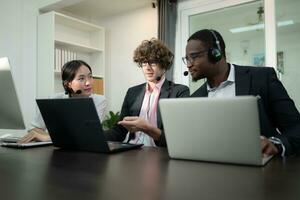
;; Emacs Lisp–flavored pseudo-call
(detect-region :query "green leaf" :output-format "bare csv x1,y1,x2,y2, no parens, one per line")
102,111,121,131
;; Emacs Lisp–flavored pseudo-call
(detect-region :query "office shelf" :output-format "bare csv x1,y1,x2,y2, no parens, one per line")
37,11,105,97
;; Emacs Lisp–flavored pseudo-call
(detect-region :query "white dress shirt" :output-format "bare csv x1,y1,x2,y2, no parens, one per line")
207,64,236,98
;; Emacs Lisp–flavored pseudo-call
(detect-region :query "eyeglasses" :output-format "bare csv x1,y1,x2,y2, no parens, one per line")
139,60,159,68
182,50,208,65
75,74,93,83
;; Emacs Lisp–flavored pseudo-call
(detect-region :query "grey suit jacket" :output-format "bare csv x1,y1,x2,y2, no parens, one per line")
191,64,300,156
105,79,190,146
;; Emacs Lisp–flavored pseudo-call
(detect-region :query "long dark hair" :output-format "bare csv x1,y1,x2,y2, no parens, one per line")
61,60,92,95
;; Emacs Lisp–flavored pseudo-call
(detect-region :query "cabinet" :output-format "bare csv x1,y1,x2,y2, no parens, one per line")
37,11,105,98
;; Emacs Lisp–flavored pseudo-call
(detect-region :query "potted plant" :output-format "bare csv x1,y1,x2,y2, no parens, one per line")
102,111,120,130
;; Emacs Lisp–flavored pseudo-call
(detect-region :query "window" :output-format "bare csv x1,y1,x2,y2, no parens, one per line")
187,1,265,93
276,0,300,110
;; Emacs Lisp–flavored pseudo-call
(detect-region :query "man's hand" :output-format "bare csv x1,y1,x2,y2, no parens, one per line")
118,116,149,132
261,136,279,156
118,116,161,140
18,128,51,143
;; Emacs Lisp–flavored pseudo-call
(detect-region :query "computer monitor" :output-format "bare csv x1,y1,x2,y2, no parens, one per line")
0,57,25,129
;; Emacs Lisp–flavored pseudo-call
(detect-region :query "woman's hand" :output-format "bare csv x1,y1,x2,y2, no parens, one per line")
18,128,51,143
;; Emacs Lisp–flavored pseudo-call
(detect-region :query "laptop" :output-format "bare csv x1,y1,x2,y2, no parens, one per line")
159,96,273,166
0,136,52,148
36,98,143,153
0,57,52,148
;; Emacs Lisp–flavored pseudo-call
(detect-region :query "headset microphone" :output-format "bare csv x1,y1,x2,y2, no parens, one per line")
156,70,166,82
75,90,82,95
183,71,189,76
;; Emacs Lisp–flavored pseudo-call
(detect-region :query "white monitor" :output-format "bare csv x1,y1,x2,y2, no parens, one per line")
0,57,25,129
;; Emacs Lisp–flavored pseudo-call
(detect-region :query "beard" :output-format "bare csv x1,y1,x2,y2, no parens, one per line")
191,73,205,82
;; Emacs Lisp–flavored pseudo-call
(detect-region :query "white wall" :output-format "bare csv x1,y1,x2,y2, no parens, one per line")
0,0,157,135
94,7,158,113
0,0,38,135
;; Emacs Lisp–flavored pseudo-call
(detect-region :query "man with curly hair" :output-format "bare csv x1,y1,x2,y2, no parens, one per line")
105,38,189,147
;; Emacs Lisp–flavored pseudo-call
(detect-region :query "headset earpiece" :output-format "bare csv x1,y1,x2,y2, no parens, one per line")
207,30,222,63
208,47,222,63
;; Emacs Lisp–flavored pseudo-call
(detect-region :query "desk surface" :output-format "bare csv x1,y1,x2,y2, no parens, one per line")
0,146,299,200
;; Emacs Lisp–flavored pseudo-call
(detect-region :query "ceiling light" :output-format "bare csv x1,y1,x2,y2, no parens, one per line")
230,20,294,33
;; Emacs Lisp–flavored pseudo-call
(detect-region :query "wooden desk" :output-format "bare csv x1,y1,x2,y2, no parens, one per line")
0,146,299,200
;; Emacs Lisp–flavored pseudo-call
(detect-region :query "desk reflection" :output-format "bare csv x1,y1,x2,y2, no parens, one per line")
1,147,300,200
42,149,110,199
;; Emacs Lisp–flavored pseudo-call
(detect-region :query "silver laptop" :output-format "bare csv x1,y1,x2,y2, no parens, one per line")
1,137,52,148
159,96,273,166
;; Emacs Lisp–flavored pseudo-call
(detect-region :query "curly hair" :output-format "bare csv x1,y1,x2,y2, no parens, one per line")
133,38,174,70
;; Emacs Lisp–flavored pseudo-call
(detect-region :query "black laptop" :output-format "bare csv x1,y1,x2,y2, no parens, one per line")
36,98,143,153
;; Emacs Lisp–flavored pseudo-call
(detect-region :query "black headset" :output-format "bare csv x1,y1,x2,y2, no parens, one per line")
207,29,222,63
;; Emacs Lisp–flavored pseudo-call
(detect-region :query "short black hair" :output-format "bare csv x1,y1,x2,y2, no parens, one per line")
188,29,226,57
61,60,92,95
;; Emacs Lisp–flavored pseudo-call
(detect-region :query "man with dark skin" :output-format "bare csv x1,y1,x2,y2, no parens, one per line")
183,29,300,156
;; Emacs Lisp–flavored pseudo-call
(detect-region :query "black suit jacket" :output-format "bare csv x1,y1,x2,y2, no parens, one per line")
191,64,300,156
105,79,190,146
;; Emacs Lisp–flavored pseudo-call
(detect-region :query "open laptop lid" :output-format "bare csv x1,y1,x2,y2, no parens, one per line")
36,98,111,152
36,98,142,153
159,96,269,166
0,57,25,129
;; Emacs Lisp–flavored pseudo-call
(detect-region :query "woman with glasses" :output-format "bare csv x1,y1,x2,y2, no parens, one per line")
104,38,189,147
18,60,107,143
